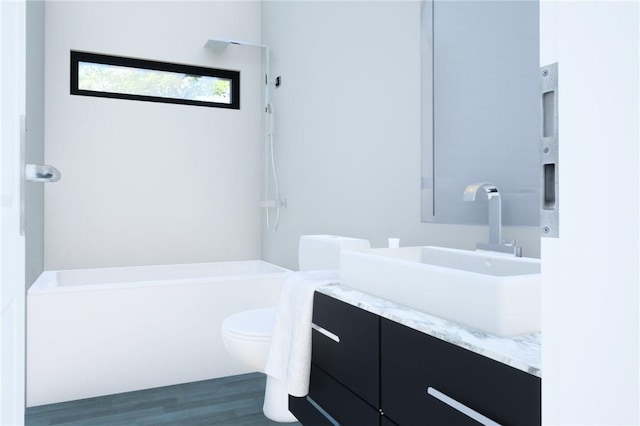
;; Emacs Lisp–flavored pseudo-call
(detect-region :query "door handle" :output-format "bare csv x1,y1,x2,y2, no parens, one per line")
19,115,62,236
25,164,61,183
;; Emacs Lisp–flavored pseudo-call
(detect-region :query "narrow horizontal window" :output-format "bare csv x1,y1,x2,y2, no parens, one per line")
70,51,240,109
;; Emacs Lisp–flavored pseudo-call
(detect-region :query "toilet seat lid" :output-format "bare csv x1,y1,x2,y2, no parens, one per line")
222,307,276,338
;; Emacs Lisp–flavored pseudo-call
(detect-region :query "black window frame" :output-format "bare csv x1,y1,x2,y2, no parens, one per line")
70,51,240,109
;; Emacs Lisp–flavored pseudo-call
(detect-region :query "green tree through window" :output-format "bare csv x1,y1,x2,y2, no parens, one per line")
71,51,240,109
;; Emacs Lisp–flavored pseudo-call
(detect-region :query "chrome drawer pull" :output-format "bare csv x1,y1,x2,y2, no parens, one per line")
311,323,340,343
307,396,340,426
427,387,502,426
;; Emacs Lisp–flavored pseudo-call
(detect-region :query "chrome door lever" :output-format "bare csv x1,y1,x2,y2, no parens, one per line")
25,164,62,183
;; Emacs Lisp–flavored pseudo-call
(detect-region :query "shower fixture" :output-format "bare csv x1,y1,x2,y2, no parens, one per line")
205,38,284,234
205,38,268,52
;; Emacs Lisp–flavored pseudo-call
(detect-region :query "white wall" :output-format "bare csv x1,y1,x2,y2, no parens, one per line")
44,1,263,270
541,1,640,423
261,1,540,270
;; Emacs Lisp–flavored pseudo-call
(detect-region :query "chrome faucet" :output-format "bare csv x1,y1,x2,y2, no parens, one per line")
463,182,522,257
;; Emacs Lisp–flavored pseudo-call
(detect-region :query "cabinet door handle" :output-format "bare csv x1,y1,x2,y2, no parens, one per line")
427,387,502,426
311,323,340,343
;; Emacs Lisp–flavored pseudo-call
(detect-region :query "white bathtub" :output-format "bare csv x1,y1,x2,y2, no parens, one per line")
27,261,289,407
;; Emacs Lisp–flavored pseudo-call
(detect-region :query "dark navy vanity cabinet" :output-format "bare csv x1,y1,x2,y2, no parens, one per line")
290,292,379,425
381,318,541,425
310,292,379,407
289,292,541,425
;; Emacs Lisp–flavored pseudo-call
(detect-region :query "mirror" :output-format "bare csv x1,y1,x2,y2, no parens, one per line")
421,0,541,227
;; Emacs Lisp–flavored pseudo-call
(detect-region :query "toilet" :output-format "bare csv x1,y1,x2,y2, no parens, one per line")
221,235,370,422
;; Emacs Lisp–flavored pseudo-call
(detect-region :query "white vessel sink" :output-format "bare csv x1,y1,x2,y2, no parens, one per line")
339,246,540,337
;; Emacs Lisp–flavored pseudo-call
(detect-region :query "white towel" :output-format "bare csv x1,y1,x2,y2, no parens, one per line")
265,270,339,397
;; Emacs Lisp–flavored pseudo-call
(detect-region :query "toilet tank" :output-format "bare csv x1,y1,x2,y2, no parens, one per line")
298,235,370,271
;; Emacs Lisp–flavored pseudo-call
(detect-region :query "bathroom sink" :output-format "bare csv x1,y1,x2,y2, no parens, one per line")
339,246,540,337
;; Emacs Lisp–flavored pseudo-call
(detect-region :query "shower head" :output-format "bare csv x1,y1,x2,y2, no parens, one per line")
205,38,268,52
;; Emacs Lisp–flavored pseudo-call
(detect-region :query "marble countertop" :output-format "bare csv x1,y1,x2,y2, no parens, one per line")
317,283,541,378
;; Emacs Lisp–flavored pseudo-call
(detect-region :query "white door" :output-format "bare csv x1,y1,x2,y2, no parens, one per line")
540,1,640,424
1,0,27,425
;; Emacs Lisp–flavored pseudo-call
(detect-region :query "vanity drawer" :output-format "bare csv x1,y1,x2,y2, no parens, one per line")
312,292,379,407
307,364,380,426
288,394,334,426
380,318,540,426
381,416,399,426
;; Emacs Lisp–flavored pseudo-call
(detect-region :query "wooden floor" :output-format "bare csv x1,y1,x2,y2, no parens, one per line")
26,373,301,426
